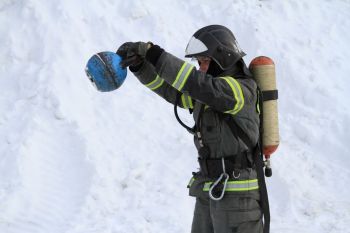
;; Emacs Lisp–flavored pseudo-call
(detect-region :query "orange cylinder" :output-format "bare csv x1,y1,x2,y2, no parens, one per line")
249,56,279,156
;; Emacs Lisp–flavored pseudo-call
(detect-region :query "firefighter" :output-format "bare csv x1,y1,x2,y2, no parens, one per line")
117,25,266,233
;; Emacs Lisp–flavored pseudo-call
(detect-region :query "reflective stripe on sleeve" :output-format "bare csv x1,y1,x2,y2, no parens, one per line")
172,62,194,91
145,75,164,90
187,177,195,188
181,93,193,109
220,76,245,115
203,179,259,192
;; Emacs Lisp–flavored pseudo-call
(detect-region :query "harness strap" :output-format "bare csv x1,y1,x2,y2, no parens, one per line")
193,101,205,129
193,101,207,153
198,153,250,179
254,145,270,233
262,90,278,101
203,179,259,192
187,177,259,192
224,113,270,233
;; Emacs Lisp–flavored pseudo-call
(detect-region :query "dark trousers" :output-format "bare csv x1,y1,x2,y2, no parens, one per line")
191,196,263,233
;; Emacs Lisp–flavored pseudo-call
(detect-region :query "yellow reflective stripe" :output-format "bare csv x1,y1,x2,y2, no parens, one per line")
187,177,195,188
178,66,194,91
203,179,258,192
172,62,194,91
181,94,188,109
230,179,258,184
256,90,261,114
188,96,193,109
226,186,259,191
172,63,186,87
221,76,245,115
152,79,164,90
145,75,164,90
181,93,193,109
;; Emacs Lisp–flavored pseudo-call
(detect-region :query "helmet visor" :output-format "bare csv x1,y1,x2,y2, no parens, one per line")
185,36,208,57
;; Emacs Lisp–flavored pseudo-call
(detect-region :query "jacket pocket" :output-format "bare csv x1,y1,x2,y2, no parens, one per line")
211,196,262,226
201,110,221,143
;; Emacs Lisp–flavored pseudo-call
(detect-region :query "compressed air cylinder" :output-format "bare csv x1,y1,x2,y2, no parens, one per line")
249,56,279,157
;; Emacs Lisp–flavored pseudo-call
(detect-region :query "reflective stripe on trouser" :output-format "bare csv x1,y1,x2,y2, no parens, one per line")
203,179,259,192
188,177,259,192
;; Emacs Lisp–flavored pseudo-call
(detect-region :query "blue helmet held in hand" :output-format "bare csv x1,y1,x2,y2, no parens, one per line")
85,52,127,92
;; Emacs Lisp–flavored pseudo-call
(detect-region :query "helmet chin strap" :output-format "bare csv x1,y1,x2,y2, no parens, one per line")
207,60,224,77
207,59,249,79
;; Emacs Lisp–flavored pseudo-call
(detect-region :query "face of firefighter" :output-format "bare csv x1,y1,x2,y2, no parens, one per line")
197,56,211,73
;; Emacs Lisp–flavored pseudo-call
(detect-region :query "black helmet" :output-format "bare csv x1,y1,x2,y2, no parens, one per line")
185,25,246,70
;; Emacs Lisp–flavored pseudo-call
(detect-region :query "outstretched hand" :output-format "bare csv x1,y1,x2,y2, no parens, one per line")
116,42,152,68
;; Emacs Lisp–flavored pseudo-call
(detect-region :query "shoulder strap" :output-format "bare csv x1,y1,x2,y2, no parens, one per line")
193,100,205,131
225,116,255,148
224,113,270,233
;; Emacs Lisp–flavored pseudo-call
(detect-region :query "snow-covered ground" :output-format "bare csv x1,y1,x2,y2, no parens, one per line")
1,0,349,232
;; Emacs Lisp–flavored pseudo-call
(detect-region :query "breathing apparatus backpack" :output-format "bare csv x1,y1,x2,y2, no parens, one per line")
174,56,279,175
249,56,279,177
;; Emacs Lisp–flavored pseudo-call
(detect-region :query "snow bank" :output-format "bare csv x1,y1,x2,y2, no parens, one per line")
0,0,349,232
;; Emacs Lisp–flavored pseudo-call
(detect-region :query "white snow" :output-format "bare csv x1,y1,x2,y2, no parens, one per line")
1,0,350,232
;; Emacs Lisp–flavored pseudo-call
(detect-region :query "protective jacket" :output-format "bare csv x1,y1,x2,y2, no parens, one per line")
131,50,260,196
131,48,264,232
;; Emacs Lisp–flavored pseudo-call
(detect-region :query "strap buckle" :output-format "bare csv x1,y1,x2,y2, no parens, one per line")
232,169,241,179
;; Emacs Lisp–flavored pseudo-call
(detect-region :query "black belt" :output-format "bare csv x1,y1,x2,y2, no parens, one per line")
198,152,252,179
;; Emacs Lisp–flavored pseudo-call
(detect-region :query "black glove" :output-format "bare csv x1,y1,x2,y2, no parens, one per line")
116,42,152,68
